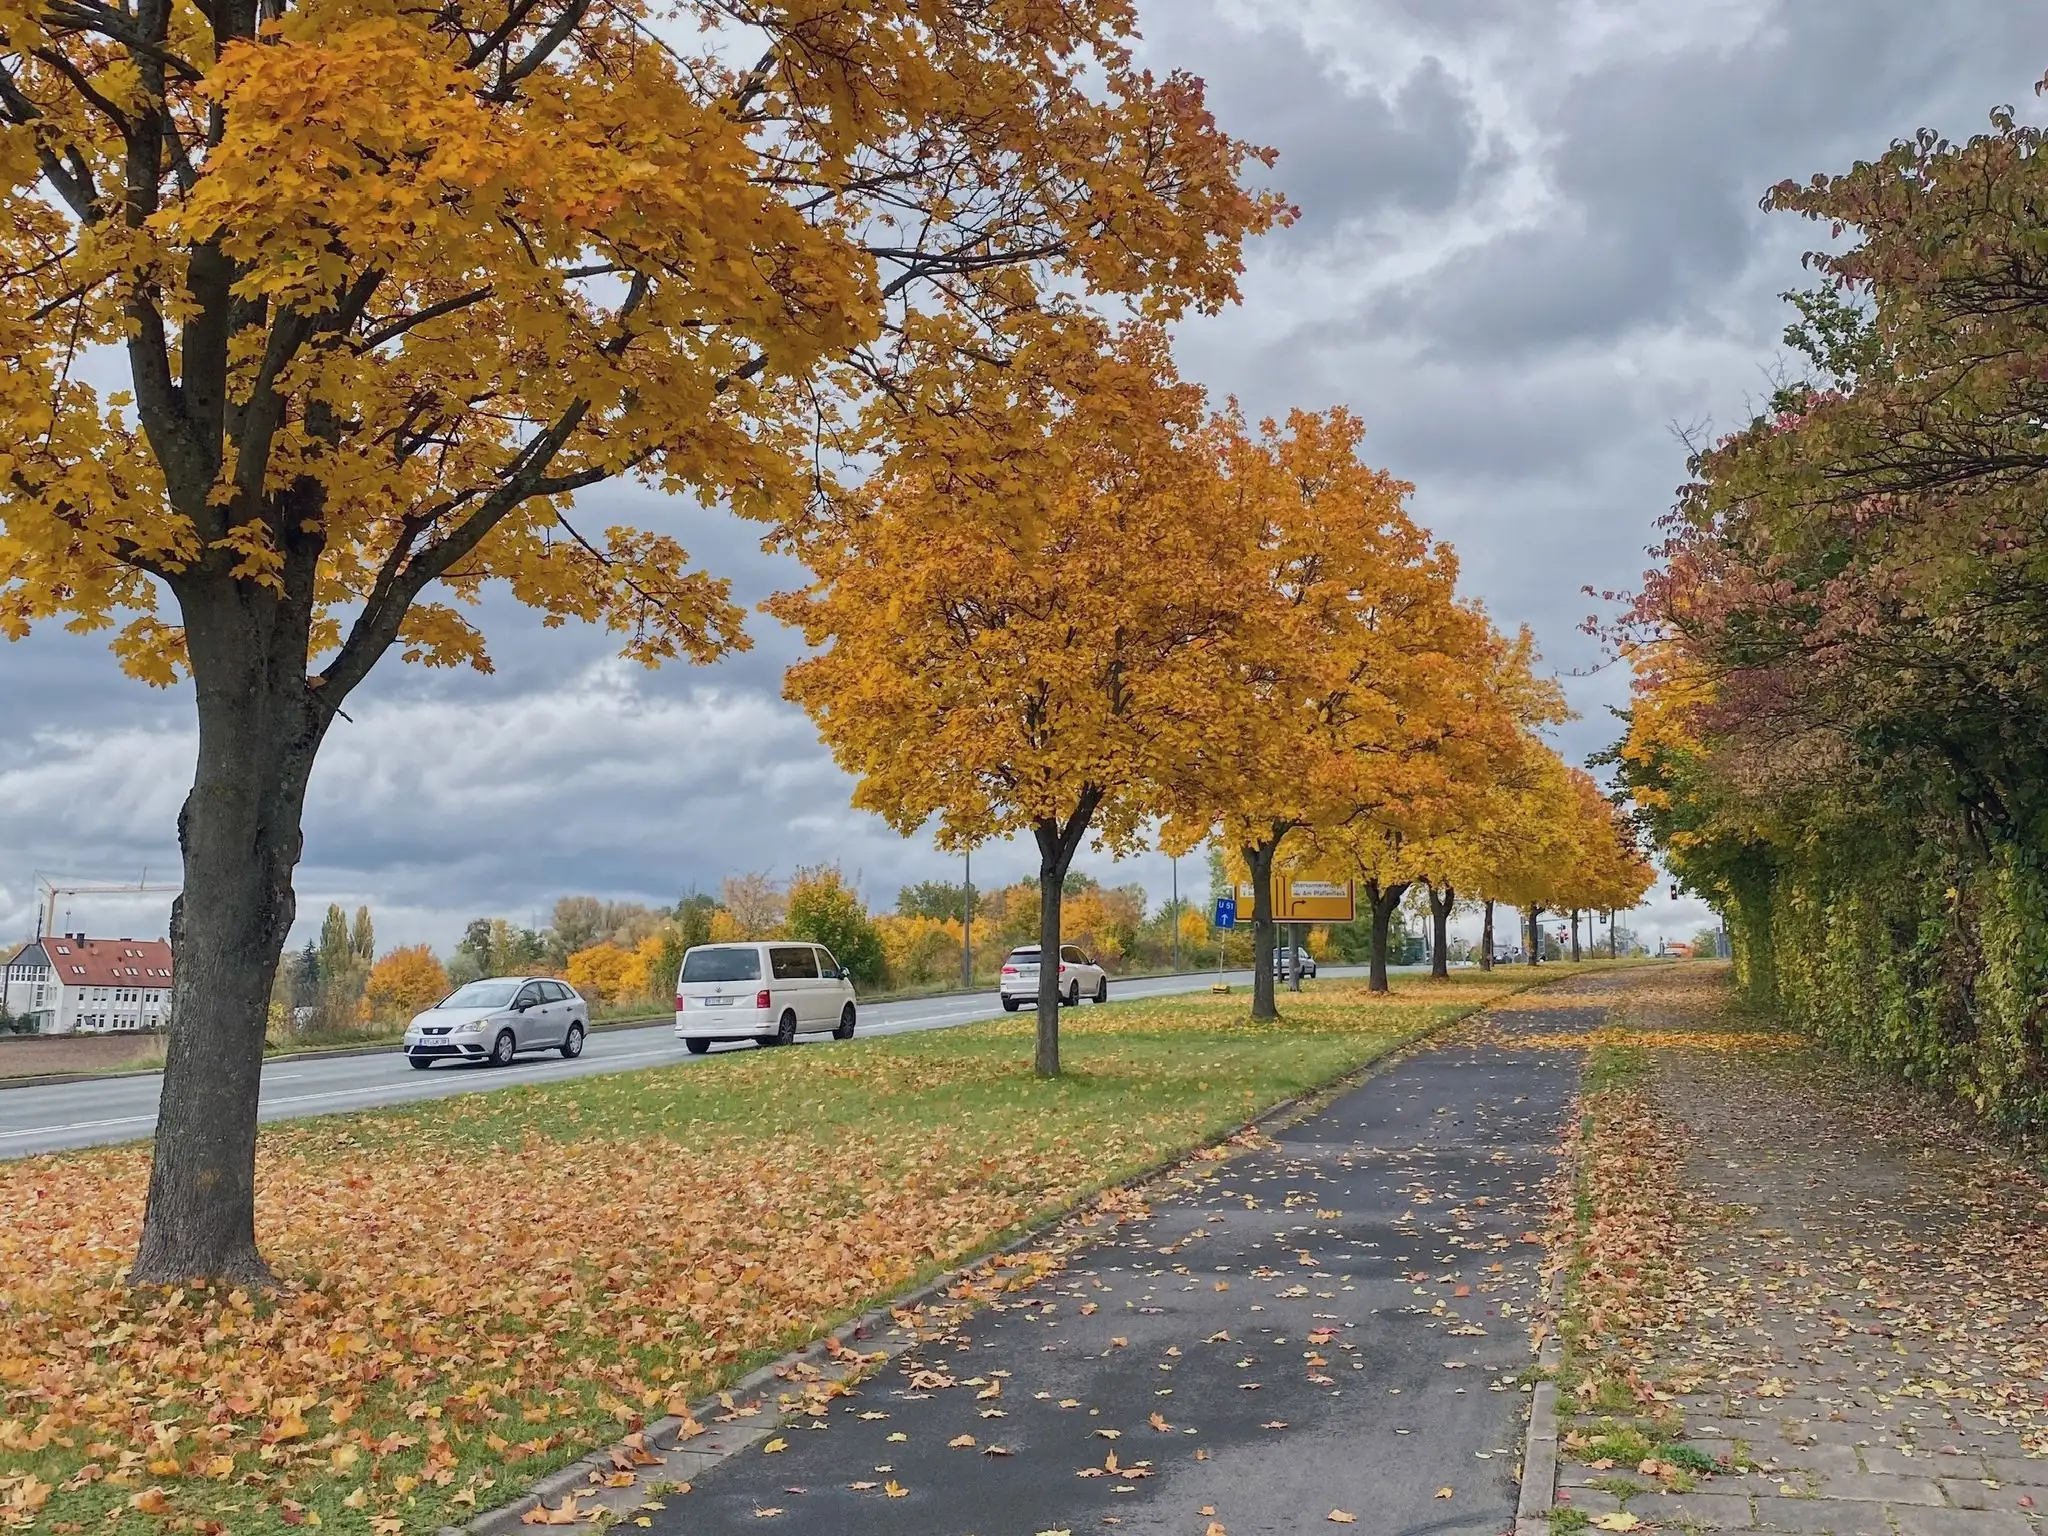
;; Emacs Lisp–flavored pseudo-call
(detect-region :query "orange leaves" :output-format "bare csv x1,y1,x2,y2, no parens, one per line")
3,0,1282,707
776,310,1242,867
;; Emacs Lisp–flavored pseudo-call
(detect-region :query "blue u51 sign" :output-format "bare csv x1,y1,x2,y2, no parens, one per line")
1213,896,1237,929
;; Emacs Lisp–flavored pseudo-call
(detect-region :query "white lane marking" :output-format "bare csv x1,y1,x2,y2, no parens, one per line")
0,1114,157,1140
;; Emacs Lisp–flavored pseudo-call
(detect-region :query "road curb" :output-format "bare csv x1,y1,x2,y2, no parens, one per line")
1514,1294,1567,1536
450,972,1580,1536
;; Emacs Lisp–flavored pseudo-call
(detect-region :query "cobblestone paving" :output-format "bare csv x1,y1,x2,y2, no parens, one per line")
1555,972,2048,1536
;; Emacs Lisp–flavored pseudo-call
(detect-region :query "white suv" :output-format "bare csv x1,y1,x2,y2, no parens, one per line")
999,944,1107,1011
674,942,857,1053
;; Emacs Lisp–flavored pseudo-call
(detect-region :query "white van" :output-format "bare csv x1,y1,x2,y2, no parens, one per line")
673,942,857,1054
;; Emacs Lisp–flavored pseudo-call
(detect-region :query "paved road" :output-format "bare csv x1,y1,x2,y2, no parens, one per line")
635,972,1611,1535
0,966,1387,1160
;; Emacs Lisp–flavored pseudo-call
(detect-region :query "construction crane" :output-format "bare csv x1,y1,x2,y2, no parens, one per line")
34,872,182,940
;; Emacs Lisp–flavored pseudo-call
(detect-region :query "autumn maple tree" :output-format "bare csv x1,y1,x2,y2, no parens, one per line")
1173,407,1463,1020
0,0,1283,1281
774,316,1239,1077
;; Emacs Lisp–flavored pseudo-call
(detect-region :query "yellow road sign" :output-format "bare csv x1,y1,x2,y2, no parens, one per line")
1236,877,1356,924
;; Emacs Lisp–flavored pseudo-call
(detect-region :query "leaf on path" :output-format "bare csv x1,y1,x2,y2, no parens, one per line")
762,1438,787,1454
1434,1487,1453,1499
948,1435,975,1448
1328,1512,1356,1524
1592,1515,1642,1532
522,1495,593,1526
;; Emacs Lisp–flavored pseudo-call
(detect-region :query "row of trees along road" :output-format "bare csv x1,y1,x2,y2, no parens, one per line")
1612,90,2048,1139
0,0,1646,1284
776,318,1655,1073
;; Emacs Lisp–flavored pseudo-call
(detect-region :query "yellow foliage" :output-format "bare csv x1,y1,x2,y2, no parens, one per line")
364,945,450,1020
564,943,647,1006
774,316,1243,862
707,911,745,945
874,914,963,986
0,0,1287,686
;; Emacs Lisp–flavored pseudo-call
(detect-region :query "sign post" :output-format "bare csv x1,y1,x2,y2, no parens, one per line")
1212,895,1236,993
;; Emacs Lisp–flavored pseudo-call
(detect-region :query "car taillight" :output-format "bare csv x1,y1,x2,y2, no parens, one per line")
1059,964,1067,973
675,994,685,1010
755,989,772,1009
1001,966,1018,976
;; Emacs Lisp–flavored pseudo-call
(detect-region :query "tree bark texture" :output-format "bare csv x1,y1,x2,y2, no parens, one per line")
1479,899,1494,972
1427,883,1453,980
130,592,330,1287
1525,906,1543,967
1032,793,1101,1078
1570,909,1582,963
1244,836,1282,1021
1365,879,1409,994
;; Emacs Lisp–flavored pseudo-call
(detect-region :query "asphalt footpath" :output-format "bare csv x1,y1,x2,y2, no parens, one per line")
638,976,1609,1536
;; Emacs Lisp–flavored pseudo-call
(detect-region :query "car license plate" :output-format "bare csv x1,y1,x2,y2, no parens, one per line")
700,997,731,1007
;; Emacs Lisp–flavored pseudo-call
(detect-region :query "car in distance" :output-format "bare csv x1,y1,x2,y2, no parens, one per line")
674,941,857,1053
1271,946,1319,979
404,976,588,1069
998,944,1107,1011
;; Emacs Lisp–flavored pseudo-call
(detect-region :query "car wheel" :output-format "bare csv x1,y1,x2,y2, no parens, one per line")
407,1056,434,1071
771,1010,798,1046
1062,981,1079,1007
489,1029,517,1067
1094,976,1108,1004
559,1022,585,1059
833,1005,856,1041
685,1038,711,1055
1000,996,1020,1013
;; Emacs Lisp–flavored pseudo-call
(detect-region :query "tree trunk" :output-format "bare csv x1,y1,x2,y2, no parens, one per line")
1244,835,1282,1021
1031,793,1102,1079
1570,909,1581,963
1610,910,1618,960
1286,922,1303,993
1479,899,1495,972
1525,906,1543,967
1428,883,1453,980
1365,880,1409,994
131,598,329,1287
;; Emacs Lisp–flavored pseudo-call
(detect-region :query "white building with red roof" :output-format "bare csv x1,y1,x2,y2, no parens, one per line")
3,934,174,1034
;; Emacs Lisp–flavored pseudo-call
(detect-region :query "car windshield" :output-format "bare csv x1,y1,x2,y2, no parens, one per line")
438,979,521,1009
681,947,762,983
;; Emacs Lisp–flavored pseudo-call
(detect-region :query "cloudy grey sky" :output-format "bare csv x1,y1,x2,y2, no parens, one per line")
6,0,2047,952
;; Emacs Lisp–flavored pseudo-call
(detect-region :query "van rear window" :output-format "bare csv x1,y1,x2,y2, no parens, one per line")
680,947,762,983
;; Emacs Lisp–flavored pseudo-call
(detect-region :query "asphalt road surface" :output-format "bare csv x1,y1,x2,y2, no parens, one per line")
0,965,1388,1160
635,972,1610,1535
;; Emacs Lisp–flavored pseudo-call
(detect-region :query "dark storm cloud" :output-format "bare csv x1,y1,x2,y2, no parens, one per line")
1370,1,2048,359
1136,6,1495,234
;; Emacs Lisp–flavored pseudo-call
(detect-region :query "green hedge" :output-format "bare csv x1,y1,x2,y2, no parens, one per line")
1731,839,2048,1138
